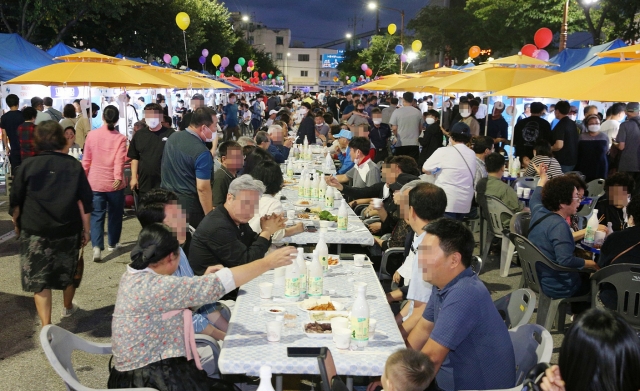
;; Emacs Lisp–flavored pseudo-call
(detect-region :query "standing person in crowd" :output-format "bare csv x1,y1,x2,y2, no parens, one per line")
128,103,175,200
523,140,564,179
417,109,442,168
546,104,556,123
42,97,62,122
59,104,79,131
423,122,476,221
0,93,25,172
74,102,100,149
390,92,422,162
615,102,640,184
513,101,552,163
551,101,580,173
11,120,93,326
458,101,480,136
517,103,531,123
212,141,243,208
575,114,609,182
82,106,127,262
296,102,316,144
267,93,279,113
600,102,625,147
31,97,51,125
178,93,205,131
161,107,217,240
63,126,80,150
17,107,38,162
369,107,392,163
334,136,381,188
382,97,398,125
250,94,264,133
407,218,516,391
327,91,339,120
347,100,371,127
222,93,240,141
485,101,510,153
596,173,634,232
576,105,599,133
339,92,354,121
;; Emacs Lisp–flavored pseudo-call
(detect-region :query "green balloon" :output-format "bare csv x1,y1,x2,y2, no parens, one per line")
215,70,221,76
238,57,246,66
268,74,272,79
171,56,179,66
350,76,356,82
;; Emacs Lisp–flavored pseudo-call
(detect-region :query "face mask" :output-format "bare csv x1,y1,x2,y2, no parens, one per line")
460,110,471,118
372,119,382,125
204,125,215,142
569,114,577,121
229,98,236,104
146,117,160,129
426,118,435,125
178,103,183,108
316,123,324,127
160,103,166,108
357,108,364,112
588,124,601,133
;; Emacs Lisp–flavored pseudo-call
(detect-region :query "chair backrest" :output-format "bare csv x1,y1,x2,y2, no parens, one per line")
378,247,405,281
510,212,531,238
486,196,515,236
188,225,196,235
590,263,640,329
586,178,605,199
494,288,537,329
513,176,538,190
509,324,553,386
471,256,483,275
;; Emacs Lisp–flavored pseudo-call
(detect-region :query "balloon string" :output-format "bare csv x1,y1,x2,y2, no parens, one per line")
183,30,189,68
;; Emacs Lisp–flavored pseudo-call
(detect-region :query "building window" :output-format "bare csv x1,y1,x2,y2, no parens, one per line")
276,36,284,45
298,54,310,62
319,71,330,78
301,70,308,77
276,53,283,60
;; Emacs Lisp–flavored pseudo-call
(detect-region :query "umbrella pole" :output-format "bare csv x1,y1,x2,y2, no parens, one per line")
484,98,489,136
166,88,172,125
89,82,92,128
508,97,516,168
124,88,129,139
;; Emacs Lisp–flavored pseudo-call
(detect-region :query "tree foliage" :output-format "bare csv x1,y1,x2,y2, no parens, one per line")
337,35,401,79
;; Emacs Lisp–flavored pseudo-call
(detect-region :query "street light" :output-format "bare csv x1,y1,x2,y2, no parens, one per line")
241,15,249,22
367,2,405,73
346,33,352,39
559,0,599,52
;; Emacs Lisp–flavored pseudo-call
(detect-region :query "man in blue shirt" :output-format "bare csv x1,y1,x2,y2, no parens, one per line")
222,93,239,141
250,95,264,133
407,218,516,391
334,129,354,175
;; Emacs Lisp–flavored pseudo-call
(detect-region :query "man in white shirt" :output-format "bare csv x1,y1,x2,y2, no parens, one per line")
423,122,476,220
390,92,422,162
334,136,381,188
418,98,430,114
601,102,626,147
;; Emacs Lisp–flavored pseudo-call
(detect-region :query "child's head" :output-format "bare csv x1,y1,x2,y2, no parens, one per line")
382,349,435,391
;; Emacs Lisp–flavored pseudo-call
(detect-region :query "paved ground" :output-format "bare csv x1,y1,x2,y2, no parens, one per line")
0,195,564,391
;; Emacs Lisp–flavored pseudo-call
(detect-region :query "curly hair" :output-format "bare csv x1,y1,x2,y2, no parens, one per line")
541,176,577,212
605,172,635,194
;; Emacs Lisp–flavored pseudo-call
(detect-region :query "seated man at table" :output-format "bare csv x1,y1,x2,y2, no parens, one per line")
527,164,599,307
476,152,525,227
334,128,354,175
333,136,381,188
407,218,516,391
267,123,292,160
387,182,447,339
189,175,285,276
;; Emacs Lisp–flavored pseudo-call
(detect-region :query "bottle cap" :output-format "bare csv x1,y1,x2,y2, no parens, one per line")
259,365,272,378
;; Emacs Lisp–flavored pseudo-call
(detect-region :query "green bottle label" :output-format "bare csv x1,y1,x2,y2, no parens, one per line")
350,316,369,341
285,277,299,297
308,276,323,296
338,216,347,230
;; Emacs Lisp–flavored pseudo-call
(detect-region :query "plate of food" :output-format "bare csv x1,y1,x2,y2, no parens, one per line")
283,179,297,186
294,200,315,207
296,212,319,220
308,310,350,322
298,297,344,312
303,322,332,338
264,306,286,314
327,255,340,267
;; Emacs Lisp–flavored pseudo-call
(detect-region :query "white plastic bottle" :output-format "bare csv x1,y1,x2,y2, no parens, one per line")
298,165,307,198
337,199,348,231
512,156,521,177
292,144,300,159
296,247,307,296
324,152,333,173
325,185,335,208
305,173,313,199
307,250,323,297
319,176,327,200
350,283,370,348
284,254,300,299
286,159,294,178
256,365,276,391
311,173,319,199
316,232,329,271
584,209,599,245
303,136,309,159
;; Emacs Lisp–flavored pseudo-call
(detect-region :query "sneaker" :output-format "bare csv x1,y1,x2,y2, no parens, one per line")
108,243,122,252
93,247,102,262
61,303,79,317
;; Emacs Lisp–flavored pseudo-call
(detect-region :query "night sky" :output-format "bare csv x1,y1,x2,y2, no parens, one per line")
226,0,427,48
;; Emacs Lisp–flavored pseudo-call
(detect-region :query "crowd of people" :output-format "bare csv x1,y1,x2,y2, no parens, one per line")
2,87,640,391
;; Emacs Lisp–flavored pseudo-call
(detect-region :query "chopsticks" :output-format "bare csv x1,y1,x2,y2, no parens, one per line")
598,215,605,223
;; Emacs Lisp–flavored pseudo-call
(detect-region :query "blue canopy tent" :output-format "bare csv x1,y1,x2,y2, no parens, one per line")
0,33,56,81
46,42,81,57
549,39,627,72
337,81,368,93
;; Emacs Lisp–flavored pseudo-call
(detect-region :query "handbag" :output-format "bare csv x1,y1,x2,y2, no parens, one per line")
73,243,85,288
608,240,640,265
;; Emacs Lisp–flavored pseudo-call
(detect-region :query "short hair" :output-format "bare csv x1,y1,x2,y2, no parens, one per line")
322,113,334,124
6,93,19,107
228,174,266,197
35,120,66,152
523,103,531,110
384,349,435,391
31,96,43,108
43,97,53,106
63,104,76,118
371,107,382,115
389,155,420,176
390,97,399,105
103,105,119,131
409,183,447,222
189,107,216,127
22,106,37,120
558,309,640,391
401,179,425,193
130,223,180,270
237,136,256,147
471,136,494,154
136,188,179,227
267,125,283,135
144,103,163,112
133,121,145,129
402,92,414,103
163,115,172,124
249,160,284,195
424,218,474,268
218,140,241,157
63,126,75,135
583,104,597,116
485,152,506,173
243,146,274,174
426,109,440,119
555,100,571,115
530,102,545,114
610,102,626,116
348,136,371,155
605,172,635,194
468,99,479,108
466,93,475,100
541,176,577,212
534,139,553,157
255,130,270,145
314,112,324,119
345,92,352,96
565,173,588,194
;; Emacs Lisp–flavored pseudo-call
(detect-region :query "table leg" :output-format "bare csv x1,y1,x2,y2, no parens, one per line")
337,243,342,254
346,376,353,391
276,374,283,391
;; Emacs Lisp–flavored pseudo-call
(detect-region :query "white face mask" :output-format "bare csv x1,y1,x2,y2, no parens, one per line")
460,110,471,118
588,124,601,133
146,117,160,129
300,108,308,115
569,114,577,121
204,125,215,142
426,118,436,125
160,103,166,108
372,119,382,125
229,98,236,104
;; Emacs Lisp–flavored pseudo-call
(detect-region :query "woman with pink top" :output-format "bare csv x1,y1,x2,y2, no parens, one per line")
82,105,127,262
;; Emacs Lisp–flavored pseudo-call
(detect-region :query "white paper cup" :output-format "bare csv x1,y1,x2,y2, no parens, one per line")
331,317,349,331
523,188,532,199
274,266,286,286
594,230,606,247
287,210,296,220
266,320,282,342
516,187,525,197
259,282,274,299
371,198,383,209
368,318,377,333
354,254,366,267
333,327,351,349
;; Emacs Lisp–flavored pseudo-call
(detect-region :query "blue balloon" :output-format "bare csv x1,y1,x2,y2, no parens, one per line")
395,45,404,55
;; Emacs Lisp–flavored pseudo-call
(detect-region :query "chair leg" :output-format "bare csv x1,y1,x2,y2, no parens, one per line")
481,232,494,265
518,273,526,288
557,303,568,333
536,294,558,331
499,237,515,278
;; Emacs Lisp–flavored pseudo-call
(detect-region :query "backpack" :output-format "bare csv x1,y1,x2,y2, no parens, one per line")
45,108,62,122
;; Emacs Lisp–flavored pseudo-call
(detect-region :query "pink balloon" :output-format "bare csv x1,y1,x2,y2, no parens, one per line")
400,54,407,62
163,54,171,63
271,79,276,85
246,66,251,72
535,49,550,61
234,64,242,73
361,63,368,71
248,60,254,67
202,49,209,57
221,57,230,68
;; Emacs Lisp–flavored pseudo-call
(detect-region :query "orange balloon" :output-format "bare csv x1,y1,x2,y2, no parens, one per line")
469,46,481,58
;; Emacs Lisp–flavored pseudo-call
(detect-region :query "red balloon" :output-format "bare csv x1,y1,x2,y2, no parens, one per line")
253,71,258,77
269,71,274,75
534,28,553,49
261,72,266,77
365,68,373,77
521,44,537,57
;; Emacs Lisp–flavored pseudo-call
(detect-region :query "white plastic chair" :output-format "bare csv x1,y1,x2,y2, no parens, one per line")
510,324,553,386
482,196,515,277
493,289,537,329
512,176,538,191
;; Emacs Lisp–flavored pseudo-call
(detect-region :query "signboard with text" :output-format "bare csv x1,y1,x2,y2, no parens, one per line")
321,54,345,69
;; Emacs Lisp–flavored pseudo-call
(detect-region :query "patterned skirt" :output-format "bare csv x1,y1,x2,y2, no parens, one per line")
19,231,80,292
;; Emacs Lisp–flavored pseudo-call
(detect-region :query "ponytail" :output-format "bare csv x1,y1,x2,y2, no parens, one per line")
103,105,120,131
130,223,180,270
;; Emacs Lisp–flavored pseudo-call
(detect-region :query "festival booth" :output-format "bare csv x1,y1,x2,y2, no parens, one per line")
548,39,627,72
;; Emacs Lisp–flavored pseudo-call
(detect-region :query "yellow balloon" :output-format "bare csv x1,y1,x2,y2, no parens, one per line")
388,23,397,35
347,80,352,85
212,54,221,67
176,12,190,31
412,40,422,52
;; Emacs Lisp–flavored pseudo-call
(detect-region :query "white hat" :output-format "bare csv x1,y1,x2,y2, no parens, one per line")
269,110,279,116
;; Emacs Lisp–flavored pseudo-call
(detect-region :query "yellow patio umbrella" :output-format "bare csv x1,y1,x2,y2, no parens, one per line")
596,43,640,60
480,54,558,67
177,70,235,90
355,74,414,91
138,68,195,89
417,66,464,76
56,51,124,63
491,61,640,102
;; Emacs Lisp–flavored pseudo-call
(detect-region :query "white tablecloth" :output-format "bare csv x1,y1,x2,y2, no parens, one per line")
218,260,405,377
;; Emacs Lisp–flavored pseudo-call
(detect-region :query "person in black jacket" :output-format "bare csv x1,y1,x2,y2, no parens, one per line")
10,120,93,326
295,102,316,144
418,109,443,168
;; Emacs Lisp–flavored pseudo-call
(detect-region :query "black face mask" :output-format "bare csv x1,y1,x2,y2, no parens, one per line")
357,108,364,112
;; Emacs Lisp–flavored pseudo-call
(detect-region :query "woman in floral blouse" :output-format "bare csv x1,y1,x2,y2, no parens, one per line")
108,223,295,390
